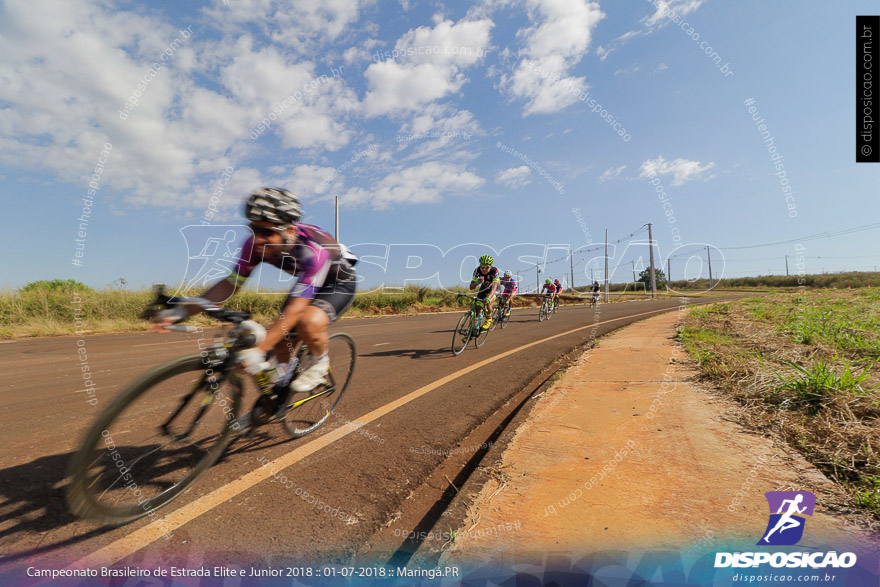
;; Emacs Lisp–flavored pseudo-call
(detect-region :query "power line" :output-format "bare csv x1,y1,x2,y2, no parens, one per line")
718,222,880,251
667,222,880,259
510,224,649,276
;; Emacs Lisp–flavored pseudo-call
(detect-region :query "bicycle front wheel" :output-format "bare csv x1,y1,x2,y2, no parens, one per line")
452,311,474,355
500,302,511,329
283,333,357,438
473,310,491,348
66,355,243,526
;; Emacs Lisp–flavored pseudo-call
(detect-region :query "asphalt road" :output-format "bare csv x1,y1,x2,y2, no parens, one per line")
0,295,743,575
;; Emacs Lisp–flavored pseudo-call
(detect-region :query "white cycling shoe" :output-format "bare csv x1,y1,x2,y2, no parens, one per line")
290,357,330,392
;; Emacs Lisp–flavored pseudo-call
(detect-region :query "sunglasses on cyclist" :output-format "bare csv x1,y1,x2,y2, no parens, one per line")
249,224,287,238
480,264,491,269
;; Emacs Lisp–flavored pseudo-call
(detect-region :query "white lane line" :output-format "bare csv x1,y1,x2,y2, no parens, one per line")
69,304,684,569
373,343,390,346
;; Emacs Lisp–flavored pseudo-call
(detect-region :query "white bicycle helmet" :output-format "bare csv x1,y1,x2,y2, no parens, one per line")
244,187,303,226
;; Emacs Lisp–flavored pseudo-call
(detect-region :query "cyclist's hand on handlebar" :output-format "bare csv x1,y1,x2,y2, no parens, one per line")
238,347,268,375
150,308,187,332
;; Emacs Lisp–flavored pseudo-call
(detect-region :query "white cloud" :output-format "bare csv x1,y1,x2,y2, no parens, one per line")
599,164,626,182
342,39,381,65
639,156,714,186
204,0,371,53
613,65,640,76
495,166,532,188
396,104,482,160
341,161,484,209
643,0,706,29
499,0,604,115
363,16,493,117
0,0,361,210
601,0,707,61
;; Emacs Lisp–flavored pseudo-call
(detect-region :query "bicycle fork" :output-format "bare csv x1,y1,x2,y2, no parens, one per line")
160,371,236,442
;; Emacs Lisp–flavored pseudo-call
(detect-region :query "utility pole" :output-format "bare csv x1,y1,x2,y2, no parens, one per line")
785,255,789,276
707,246,714,290
570,251,574,292
604,229,609,302
535,265,540,293
335,196,339,241
632,260,637,284
667,258,671,291
648,223,656,298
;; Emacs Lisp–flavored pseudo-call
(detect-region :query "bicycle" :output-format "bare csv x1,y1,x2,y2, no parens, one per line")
590,292,600,308
538,294,552,322
552,295,560,314
66,287,356,526
494,295,513,329
451,293,492,355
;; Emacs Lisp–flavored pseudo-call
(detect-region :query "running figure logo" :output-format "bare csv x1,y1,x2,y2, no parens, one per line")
174,225,250,296
757,491,815,546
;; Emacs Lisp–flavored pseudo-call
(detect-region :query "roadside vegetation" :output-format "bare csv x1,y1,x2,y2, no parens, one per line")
678,288,880,514
1,280,577,338
4,271,878,338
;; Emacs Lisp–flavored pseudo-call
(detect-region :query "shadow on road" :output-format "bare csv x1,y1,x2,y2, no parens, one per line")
0,451,114,562
0,437,260,562
362,347,451,360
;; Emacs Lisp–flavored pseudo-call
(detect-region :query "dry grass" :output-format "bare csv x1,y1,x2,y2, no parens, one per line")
679,290,880,513
0,282,602,338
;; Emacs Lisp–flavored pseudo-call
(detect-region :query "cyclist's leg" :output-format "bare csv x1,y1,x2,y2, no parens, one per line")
305,269,356,339
474,289,487,317
289,267,356,391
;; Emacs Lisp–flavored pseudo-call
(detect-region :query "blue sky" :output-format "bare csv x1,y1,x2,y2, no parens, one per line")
2,0,879,292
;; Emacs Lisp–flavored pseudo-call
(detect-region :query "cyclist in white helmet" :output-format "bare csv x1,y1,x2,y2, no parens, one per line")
498,270,518,319
153,187,357,400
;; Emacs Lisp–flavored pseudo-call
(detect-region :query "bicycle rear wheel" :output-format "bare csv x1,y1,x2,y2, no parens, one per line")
538,300,547,321
283,333,356,438
452,311,474,355
66,355,243,526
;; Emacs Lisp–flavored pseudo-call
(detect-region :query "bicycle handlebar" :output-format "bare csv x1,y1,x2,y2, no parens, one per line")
142,286,251,324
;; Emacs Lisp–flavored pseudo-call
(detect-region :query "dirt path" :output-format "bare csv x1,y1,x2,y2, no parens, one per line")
442,309,880,566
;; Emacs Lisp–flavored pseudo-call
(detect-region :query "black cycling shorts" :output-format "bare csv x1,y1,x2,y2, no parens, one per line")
286,264,356,325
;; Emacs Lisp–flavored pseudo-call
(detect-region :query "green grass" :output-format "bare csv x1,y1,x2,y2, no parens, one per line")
688,302,730,319
678,326,736,375
853,476,880,511
774,357,879,412
0,284,560,337
680,288,880,516
669,271,880,291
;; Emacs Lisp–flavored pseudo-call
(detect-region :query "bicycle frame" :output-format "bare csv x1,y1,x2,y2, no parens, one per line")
465,295,489,332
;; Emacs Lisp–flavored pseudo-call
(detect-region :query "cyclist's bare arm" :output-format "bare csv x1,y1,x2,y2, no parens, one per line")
151,279,238,332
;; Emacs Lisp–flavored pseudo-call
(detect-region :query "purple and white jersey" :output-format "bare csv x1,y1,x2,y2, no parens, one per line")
227,224,352,299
